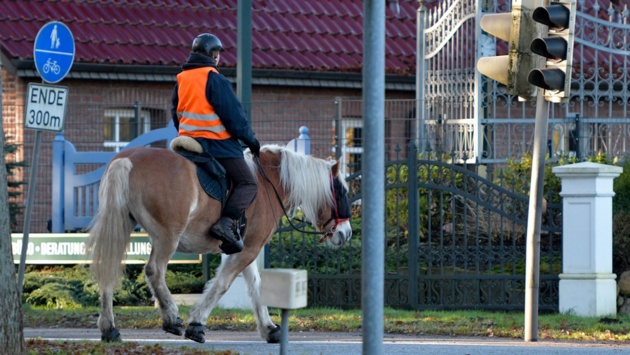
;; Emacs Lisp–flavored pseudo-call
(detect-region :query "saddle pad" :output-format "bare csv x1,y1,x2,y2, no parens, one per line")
173,148,228,205
196,166,228,205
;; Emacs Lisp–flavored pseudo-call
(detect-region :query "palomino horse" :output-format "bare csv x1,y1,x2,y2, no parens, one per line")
86,144,352,344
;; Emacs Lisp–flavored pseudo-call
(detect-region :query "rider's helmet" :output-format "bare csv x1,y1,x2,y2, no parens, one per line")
192,33,224,58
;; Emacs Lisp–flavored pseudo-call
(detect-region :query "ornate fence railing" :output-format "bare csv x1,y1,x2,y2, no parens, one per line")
267,142,562,310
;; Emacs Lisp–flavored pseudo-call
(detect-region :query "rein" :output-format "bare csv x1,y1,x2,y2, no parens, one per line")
254,156,340,241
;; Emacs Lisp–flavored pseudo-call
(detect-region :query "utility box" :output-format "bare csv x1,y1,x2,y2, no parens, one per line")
260,269,307,309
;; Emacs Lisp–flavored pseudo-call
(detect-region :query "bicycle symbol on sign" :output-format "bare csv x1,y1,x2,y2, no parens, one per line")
43,58,61,75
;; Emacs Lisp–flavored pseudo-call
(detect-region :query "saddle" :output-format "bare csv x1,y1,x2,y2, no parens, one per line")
170,136,229,206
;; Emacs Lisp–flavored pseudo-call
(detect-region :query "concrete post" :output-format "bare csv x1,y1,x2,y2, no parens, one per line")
552,162,623,316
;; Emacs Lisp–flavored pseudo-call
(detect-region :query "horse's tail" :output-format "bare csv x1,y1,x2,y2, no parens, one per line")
86,157,134,292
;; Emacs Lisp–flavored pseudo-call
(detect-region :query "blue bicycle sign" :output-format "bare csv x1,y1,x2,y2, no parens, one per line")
33,21,75,83
42,58,61,75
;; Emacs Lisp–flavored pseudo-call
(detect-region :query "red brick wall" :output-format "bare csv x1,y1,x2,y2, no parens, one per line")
2,68,413,233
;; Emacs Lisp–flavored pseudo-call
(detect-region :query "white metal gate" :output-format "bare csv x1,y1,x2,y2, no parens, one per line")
419,0,630,163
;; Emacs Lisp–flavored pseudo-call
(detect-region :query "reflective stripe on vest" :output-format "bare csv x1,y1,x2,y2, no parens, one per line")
176,67,231,140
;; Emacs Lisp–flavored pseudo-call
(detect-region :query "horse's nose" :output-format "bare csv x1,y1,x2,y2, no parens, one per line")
335,229,352,246
343,229,352,241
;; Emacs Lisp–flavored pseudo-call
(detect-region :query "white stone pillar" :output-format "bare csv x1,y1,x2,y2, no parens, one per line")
552,162,623,316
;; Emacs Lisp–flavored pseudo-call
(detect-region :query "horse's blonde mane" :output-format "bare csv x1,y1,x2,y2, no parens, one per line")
249,144,337,225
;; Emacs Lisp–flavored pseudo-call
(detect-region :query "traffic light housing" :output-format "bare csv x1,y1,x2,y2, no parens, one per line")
476,1,540,99
527,0,577,102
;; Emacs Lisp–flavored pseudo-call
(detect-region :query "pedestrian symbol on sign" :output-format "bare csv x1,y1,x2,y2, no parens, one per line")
50,24,59,48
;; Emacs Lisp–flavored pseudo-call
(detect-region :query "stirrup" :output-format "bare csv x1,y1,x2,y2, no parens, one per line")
210,218,243,254
220,239,243,254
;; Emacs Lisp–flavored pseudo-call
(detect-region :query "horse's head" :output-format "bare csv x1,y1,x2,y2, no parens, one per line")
271,146,353,247
316,159,353,248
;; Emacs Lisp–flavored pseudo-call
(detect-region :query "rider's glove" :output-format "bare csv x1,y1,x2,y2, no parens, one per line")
248,139,261,158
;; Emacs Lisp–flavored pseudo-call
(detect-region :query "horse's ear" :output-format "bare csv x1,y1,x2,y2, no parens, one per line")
331,159,341,176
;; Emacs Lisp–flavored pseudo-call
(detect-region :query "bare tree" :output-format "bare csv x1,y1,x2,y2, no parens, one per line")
0,61,25,353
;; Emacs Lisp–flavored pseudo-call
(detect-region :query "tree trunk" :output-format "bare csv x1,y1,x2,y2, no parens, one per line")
0,64,25,354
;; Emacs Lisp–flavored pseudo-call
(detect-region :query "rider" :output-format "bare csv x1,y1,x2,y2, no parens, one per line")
171,33,261,254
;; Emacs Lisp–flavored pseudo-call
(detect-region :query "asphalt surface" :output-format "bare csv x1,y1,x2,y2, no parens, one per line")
24,328,630,354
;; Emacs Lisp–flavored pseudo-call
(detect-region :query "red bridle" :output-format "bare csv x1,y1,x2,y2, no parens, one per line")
319,174,350,243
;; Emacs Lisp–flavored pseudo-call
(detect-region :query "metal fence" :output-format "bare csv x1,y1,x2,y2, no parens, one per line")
267,141,561,310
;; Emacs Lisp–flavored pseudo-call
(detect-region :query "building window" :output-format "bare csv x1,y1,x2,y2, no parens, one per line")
103,108,151,152
340,119,363,176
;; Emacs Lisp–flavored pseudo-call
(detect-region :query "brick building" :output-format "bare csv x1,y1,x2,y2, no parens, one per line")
0,1,419,232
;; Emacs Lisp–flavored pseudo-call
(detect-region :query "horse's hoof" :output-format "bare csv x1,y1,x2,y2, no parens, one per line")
220,239,243,254
162,316,184,336
266,324,281,344
185,322,206,343
101,327,122,342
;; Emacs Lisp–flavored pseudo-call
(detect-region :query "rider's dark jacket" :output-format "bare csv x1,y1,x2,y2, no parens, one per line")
171,53,257,159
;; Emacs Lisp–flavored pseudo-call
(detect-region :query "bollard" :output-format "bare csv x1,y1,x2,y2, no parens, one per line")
260,269,307,355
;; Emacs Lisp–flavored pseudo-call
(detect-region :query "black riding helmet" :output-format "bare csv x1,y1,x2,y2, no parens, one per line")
192,33,224,58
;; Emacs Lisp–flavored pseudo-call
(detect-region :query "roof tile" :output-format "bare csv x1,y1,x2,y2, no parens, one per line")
1,0,626,76
1,0,421,74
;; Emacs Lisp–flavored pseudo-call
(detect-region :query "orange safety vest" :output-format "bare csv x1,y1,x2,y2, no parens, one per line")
176,67,232,140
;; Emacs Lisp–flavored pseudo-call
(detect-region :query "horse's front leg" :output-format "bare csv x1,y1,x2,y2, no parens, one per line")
185,252,252,343
145,242,183,337
241,259,281,343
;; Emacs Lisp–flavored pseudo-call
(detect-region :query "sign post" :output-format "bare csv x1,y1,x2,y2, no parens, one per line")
17,21,74,295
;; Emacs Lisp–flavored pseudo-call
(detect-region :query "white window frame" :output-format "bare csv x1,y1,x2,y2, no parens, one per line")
340,119,363,176
103,108,151,152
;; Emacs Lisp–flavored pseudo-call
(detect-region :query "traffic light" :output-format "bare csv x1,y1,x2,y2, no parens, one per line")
527,0,577,102
476,1,540,99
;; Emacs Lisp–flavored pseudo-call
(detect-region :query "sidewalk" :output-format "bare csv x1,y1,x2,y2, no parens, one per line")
24,328,630,355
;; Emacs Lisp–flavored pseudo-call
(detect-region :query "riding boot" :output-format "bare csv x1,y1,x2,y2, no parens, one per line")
210,216,243,254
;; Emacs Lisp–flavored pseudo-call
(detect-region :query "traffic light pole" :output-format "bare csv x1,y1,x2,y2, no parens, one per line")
477,1,574,341
524,89,549,342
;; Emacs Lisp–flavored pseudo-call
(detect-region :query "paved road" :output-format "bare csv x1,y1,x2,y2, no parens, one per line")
25,328,630,354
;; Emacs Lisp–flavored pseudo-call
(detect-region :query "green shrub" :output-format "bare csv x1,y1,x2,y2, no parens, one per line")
613,159,630,213
4,135,27,231
498,153,568,204
20,262,219,307
613,212,630,276
26,283,82,309
22,272,60,296
164,270,206,294
113,278,152,306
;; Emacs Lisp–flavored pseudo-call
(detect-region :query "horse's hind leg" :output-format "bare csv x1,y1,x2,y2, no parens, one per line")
98,287,121,342
144,239,183,336
241,260,281,343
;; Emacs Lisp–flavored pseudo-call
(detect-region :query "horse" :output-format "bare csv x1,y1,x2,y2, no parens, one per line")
85,143,352,344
